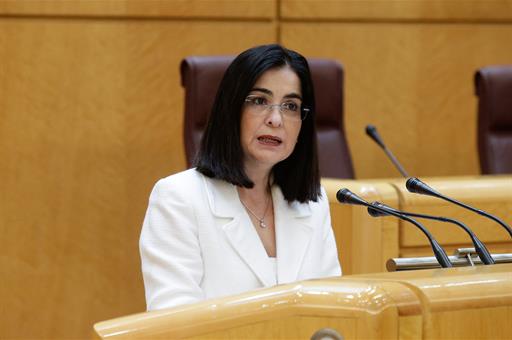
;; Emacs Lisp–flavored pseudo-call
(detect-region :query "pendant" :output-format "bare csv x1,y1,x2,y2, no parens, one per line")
259,220,267,228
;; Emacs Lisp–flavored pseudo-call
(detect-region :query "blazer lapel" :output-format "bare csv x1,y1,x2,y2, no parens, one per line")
203,176,276,287
273,186,313,284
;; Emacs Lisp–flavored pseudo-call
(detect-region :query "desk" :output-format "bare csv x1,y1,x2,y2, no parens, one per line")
94,263,512,339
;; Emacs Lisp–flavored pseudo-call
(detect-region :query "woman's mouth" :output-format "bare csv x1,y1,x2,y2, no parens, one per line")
257,135,282,146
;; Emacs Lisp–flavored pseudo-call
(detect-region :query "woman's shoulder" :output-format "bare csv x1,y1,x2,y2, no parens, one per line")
151,168,206,198
157,168,203,184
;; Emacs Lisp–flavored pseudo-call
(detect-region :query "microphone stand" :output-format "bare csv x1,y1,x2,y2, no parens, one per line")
337,188,453,268
369,202,495,265
387,250,512,271
366,124,409,177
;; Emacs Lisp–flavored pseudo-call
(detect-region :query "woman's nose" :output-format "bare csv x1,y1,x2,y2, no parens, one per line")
265,105,283,127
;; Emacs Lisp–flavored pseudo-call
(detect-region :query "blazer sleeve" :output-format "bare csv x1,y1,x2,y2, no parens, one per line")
139,178,204,311
319,186,343,277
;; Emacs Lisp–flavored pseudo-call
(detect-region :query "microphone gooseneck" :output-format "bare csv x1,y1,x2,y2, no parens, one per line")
337,188,453,268
365,124,409,178
369,202,495,265
406,177,512,239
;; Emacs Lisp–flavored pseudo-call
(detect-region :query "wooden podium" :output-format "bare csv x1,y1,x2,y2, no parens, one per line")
94,263,512,339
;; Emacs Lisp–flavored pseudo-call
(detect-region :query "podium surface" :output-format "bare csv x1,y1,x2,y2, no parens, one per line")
94,263,512,339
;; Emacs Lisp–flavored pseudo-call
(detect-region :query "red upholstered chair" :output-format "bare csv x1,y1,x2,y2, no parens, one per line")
474,66,512,174
180,56,354,179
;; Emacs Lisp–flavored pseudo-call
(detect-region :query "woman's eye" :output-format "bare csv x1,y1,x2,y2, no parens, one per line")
246,96,267,106
252,97,266,105
283,102,299,111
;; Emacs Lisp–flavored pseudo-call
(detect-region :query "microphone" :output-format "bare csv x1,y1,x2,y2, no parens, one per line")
406,177,512,239
365,124,409,177
368,202,495,265
337,188,453,268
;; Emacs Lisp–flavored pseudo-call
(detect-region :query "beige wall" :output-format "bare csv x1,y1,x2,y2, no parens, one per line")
1,0,511,338
281,0,512,178
0,1,277,338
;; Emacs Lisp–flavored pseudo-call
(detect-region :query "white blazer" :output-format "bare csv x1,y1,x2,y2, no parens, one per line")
140,169,341,311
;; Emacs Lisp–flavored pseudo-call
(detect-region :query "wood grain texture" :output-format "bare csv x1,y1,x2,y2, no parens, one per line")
428,307,512,339
94,279,410,339
0,16,275,339
187,316,359,340
282,22,512,178
0,0,276,19
93,264,512,339
357,264,512,339
281,0,512,21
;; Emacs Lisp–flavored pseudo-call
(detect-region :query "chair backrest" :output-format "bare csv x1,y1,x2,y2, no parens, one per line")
180,56,354,179
474,66,512,174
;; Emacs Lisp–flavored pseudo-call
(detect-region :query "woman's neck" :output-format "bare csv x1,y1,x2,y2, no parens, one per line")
238,166,271,201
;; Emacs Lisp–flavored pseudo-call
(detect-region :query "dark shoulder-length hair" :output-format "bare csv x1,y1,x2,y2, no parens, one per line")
195,44,320,203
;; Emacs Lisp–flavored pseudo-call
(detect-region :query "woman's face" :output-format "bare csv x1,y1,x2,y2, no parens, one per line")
240,66,303,172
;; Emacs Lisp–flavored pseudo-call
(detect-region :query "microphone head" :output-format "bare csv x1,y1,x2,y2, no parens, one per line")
367,202,395,217
336,188,368,206
406,177,440,197
365,124,385,149
365,124,376,135
367,205,387,217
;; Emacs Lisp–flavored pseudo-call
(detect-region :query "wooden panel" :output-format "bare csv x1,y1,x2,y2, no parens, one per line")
282,22,512,179
188,316,358,340
93,264,512,339
428,307,512,339
281,0,512,21
358,263,512,340
399,315,423,339
0,17,275,339
94,279,410,339
0,0,276,19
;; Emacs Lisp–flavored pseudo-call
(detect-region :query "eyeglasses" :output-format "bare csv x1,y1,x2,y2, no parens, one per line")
244,95,310,121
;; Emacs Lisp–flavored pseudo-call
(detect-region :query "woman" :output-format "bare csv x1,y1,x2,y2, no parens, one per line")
140,44,341,311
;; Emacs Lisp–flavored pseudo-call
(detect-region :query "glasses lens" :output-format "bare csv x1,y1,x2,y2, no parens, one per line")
246,95,308,121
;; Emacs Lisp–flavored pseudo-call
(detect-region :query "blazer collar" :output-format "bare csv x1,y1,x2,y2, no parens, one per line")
203,175,312,219
203,176,241,218
203,175,313,286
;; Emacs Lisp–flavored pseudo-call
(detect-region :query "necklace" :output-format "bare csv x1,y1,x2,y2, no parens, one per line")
239,194,271,228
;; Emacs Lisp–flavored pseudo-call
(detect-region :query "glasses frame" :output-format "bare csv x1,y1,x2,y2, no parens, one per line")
244,96,310,121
